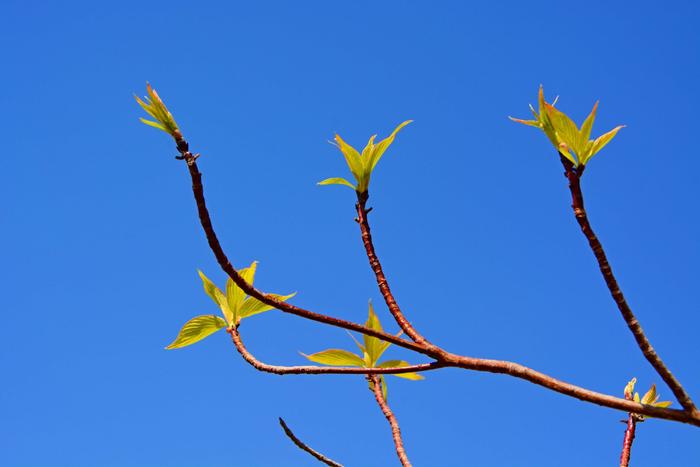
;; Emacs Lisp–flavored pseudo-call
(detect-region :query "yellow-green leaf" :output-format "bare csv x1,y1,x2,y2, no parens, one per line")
334,134,363,182
227,261,258,314
641,384,657,405
624,377,637,399
654,400,672,408
378,360,425,380
318,177,356,190
198,270,233,324
368,120,412,171
508,116,541,128
364,301,386,365
302,349,365,367
165,315,226,349
238,292,296,319
585,125,625,163
579,101,598,147
545,103,582,157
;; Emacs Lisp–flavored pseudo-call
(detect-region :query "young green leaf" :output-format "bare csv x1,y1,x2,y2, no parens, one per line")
368,120,412,171
134,83,180,137
165,315,227,350
317,177,356,190
198,270,233,324
322,121,411,193
364,301,386,366
238,292,297,319
302,349,366,367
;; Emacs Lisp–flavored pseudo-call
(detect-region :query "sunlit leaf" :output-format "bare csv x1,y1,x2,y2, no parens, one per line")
317,177,356,190
302,349,365,367
508,116,540,128
579,101,598,147
641,384,658,405
198,270,233,324
378,360,425,380
585,125,625,163
363,301,386,365
239,292,297,319
333,133,363,182
165,315,226,349
368,120,412,171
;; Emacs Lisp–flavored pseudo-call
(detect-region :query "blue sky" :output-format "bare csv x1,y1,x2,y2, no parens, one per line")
2,1,699,466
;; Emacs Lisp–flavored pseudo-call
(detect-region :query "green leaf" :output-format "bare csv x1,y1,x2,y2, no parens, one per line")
139,118,167,132
585,125,624,163
545,103,582,157
368,120,412,172
363,301,386,365
317,177,356,190
165,315,226,349
378,360,425,380
226,261,257,313
508,116,541,128
641,384,657,405
198,270,233,324
302,349,365,367
333,134,363,182
579,101,598,147
238,292,297,319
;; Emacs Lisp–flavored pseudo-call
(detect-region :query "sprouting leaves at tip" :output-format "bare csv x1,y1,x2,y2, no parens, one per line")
319,120,412,193
510,86,624,168
135,83,180,138
624,378,672,420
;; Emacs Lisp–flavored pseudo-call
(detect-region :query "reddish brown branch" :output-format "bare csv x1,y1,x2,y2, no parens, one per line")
560,155,696,414
228,327,445,376
169,136,700,427
279,417,343,467
369,375,412,466
356,192,431,347
619,414,636,467
175,137,425,355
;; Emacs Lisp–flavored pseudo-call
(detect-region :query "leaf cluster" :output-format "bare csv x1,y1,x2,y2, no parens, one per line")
510,86,624,168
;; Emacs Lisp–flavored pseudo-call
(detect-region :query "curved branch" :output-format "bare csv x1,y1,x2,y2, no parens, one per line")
442,352,700,426
175,137,425,355
279,417,343,467
228,327,445,376
369,375,412,466
560,155,696,413
356,192,431,347
169,136,700,427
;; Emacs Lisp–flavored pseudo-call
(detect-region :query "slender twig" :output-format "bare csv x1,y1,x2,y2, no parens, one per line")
619,414,637,467
228,327,445,376
369,375,412,466
175,137,425,355
619,389,639,467
278,417,344,467
559,155,696,414
169,135,700,427
356,191,433,348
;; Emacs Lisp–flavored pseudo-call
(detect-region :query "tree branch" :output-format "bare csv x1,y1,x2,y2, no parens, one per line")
559,155,696,414
174,136,426,355
279,417,344,467
356,191,432,348
168,135,700,427
369,375,412,466
228,327,445,376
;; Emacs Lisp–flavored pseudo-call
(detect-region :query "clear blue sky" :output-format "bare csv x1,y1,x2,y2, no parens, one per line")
2,1,699,466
